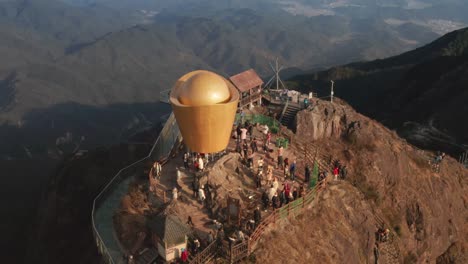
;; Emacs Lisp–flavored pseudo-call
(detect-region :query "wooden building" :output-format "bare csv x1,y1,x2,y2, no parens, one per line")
149,214,191,262
229,69,264,108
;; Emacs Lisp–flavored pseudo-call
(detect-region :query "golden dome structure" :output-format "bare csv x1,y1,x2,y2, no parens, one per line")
178,72,231,106
170,70,239,153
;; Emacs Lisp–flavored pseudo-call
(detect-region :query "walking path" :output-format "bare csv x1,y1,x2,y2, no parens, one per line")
144,122,306,245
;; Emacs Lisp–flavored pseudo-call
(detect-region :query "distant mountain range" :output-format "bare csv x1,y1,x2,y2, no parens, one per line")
2,0,464,122
288,27,468,155
1,0,467,160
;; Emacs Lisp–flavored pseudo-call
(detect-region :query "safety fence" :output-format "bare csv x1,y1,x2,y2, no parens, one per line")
186,135,332,263
91,113,181,264
459,151,468,168
262,90,311,109
92,110,334,263
188,239,219,264
247,186,320,252
240,92,262,107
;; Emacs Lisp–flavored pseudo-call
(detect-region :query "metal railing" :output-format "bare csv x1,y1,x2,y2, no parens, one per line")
247,184,321,252
240,92,262,107
459,151,468,168
91,113,181,264
159,89,171,104
262,90,310,109
278,99,289,124
188,239,219,264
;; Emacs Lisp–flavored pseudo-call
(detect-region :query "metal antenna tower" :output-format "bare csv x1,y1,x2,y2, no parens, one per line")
264,58,288,91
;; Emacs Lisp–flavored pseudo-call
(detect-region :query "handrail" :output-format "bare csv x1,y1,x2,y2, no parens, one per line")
248,183,321,251
188,239,218,264
91,112,181,263
247,134,331,253
278,99,289,124
91,157,150,263
459,151,468,168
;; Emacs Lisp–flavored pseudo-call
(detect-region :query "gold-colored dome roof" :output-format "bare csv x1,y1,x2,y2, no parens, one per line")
177,71,230,106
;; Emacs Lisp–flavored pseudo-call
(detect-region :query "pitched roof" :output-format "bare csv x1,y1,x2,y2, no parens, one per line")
229,69,264,92
149,214,190,246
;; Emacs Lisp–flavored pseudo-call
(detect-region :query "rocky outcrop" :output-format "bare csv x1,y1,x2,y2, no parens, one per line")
295,98,365,141
257,98,467,263
436,242,467,264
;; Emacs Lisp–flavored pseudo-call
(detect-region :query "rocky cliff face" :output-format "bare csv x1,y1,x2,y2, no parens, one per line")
296,98,350,140
256,98,467,263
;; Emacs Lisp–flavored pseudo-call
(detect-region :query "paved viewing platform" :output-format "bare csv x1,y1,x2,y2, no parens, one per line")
92,107,330,264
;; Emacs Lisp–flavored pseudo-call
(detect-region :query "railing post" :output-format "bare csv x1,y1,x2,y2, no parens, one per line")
230,244,234,264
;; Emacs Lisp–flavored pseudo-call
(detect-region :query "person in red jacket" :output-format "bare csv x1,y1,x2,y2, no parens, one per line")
181,248,188,262
333,166,339,181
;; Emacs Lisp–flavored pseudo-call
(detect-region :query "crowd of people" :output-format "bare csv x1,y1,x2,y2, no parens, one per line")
145,113,351,263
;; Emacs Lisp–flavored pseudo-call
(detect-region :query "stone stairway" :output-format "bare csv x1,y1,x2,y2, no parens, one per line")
135,248,158,264
279,104,302,129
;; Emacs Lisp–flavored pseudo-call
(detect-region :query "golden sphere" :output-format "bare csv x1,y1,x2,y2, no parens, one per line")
177,71,230,106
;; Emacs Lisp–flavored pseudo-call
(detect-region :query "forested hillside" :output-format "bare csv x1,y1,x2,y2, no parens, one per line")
288,28,468,155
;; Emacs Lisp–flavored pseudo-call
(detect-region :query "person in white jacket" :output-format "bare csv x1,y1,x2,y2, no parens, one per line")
198,186,206,202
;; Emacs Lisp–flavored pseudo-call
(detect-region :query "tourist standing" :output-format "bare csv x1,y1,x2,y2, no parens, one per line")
207,231,214,244
257,157,264,172
283,181,291,204
256,170,263,189
277,146,284,169
187,216,194,227
243,142,249,159
240,126,248,142
199,186,206,203
267,185,276,201
290,160,296,181
266,131,271,146
236,125,242,143
333,166,339,181
192,177,200,198
254,207,261,227
251,137,258,153
176,167,182,189
292,187,298,200
305,164,311,184
183,153,189,169
262,191,269,211
272,177,279,192
181,249,188,263
198,156,204,172
272,192,279,209
266,165,273,186
152,161,162,180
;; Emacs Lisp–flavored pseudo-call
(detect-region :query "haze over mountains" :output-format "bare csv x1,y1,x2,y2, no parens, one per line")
288,27,468,156
2,0,468,126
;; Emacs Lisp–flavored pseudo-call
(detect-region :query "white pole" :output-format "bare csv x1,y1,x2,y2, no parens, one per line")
330,80,334,103
276,58,279,91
